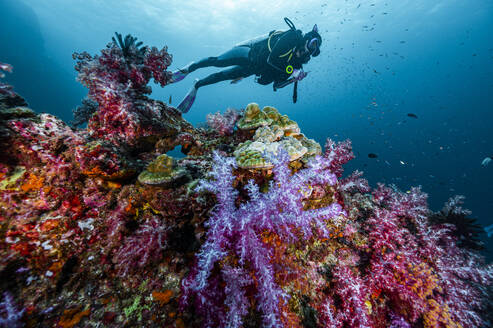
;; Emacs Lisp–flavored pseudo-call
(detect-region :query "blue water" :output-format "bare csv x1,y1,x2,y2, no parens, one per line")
1,0,492,259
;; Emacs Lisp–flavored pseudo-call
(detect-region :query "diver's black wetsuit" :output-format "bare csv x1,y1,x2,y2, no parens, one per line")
189,27,310,89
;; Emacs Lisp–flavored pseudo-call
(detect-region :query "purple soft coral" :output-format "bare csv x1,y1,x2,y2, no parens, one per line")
0,292,25,328
181,149,345,327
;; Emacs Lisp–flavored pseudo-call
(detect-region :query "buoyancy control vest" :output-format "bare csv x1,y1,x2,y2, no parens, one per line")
237,18,305,79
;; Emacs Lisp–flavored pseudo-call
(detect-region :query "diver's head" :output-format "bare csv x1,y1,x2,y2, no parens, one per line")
303,24,322,57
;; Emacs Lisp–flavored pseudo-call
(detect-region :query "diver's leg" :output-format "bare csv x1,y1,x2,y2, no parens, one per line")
188,46,250,72
177,66,252,113
195,65,252,88
170,47,250,84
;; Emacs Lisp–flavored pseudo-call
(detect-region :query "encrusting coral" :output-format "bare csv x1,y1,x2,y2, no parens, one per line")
137,154,189,187
0,35,492,328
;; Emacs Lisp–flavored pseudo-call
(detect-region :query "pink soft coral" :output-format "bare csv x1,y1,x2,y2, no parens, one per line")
73,34,173,146
206,108,241,136
113,216,167,276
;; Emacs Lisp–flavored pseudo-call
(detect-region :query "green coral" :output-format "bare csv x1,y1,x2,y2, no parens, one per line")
262,106,281,121
273,114,300,136
236,103,273,130
253,125,283,143
0,106,36,120
0,166,26,191
124,295,142,318
234,137,307,169
298,135,322,157
137,154,188,187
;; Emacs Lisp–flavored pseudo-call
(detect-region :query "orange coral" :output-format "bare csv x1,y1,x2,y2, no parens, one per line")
21,173,44,192
58,307,90,328
423,299,461,328
152,290,174,306
40,218,60,232
175,317,185,328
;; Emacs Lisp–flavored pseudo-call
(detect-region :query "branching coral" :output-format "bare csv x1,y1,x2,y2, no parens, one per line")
113,215,168,276
70,97,98,127
429,195,485,250
206,108,241,136
0,292,25,328
181,149,345,327
364,184,493,327
323,138,354,178
72,33,173,145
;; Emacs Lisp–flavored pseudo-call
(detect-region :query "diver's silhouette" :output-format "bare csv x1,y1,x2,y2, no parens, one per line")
171,17,322,113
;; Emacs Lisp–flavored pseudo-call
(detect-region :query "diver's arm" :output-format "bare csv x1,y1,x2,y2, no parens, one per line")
267,30,301,73
273,69,308,91
273,78,294,91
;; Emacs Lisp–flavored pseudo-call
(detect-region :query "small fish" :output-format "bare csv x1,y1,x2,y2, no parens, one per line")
399,160,406,165
368,153,378,158
481,156,492,167
485,224,493,238
168,95,172,104
400,40,406,43
407,113,418,118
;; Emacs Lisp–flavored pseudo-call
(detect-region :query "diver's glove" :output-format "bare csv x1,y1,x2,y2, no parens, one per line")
291,69,308,81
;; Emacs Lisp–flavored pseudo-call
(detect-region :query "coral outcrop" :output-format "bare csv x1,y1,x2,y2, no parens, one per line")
137,154,189,187
1,38,492,328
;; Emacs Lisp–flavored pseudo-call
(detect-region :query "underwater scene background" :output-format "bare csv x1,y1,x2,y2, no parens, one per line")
1,0,492,327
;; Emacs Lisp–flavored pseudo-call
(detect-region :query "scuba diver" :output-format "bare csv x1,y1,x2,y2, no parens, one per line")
170,17,322,113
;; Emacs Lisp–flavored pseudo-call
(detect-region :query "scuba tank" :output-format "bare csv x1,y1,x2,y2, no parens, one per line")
235,33,270,48
236,17,297,49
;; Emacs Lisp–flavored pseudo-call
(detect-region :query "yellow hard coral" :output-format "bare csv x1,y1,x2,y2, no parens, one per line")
0,166,26,191
233,137,307,169
236,103,273,130
262,105,280,121
138,154,188,187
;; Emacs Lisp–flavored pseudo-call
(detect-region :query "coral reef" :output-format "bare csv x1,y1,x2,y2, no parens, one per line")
0,35,492,328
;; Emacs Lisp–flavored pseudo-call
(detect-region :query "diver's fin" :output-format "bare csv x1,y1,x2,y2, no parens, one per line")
170,62,194,84
170,69,188,84
177,79,199,113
